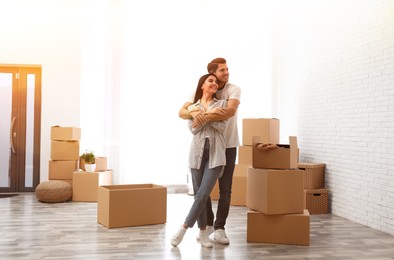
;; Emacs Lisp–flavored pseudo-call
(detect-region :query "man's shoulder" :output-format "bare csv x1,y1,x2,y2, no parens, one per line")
223,83,241,94
224,82,241,97
225,82,240,89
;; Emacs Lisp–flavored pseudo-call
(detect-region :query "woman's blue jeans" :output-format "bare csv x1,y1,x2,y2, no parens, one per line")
185,142,222,228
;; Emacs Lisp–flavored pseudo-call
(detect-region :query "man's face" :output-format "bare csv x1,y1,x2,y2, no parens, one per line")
214,63,229,86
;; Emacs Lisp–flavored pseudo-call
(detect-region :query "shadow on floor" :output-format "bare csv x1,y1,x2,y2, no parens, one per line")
0,194,19,198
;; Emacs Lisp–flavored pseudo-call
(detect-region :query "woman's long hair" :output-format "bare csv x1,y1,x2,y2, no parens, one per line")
193,73,218,103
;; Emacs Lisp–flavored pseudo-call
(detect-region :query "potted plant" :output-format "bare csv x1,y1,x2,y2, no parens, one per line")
80,150,96,172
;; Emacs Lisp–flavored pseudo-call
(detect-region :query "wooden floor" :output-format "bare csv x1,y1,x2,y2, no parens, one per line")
1,193,394,260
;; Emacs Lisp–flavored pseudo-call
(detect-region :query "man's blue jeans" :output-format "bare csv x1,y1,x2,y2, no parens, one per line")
206,147,237,230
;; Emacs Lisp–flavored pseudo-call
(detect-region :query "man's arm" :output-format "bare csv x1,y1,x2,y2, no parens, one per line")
179,102,193,120
205,98,240,121
191,98,240,129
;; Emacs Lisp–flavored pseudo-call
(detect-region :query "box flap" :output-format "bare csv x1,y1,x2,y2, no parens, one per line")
289,136,298,169
252,136,298,169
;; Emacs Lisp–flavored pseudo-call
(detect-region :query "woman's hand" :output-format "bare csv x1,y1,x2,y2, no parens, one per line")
192,113,207,128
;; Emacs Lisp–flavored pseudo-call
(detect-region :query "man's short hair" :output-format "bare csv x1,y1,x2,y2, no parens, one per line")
207,57,227,73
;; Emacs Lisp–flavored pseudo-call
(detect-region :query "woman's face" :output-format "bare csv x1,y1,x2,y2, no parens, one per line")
202,75,219,95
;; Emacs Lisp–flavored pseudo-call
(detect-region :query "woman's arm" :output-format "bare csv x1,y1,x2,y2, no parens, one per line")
188,117,206,135
209,120,228,133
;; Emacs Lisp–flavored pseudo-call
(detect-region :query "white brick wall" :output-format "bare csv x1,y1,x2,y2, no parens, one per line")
273,0,394,235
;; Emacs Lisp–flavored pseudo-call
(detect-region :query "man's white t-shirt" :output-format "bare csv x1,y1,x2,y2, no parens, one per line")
187,82,241,148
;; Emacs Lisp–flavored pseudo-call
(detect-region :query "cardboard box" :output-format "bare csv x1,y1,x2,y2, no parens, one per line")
298,162,326,189
247,209,310,246
242,118,279,146
210,164,250,206
79,156,108,171
210,180,219,200
304,188,329,214
252,136,298,169
97,184,167,228
72,170,113,202
48,160,78,180
238,145,252,164
51,126,81,141
95,157,107,171
51,141,80,161
62,179,73,186
246,167,304,215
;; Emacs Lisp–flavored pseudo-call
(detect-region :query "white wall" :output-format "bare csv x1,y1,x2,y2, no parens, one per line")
0,0,82,181
273,0,394,235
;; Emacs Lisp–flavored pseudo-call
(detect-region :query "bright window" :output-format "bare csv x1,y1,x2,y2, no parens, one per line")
80,0,273,185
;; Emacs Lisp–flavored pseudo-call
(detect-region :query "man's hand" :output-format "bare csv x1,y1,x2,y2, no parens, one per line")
188,109,200,118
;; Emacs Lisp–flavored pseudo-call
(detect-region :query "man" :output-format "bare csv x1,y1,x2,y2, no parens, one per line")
179,57,241,245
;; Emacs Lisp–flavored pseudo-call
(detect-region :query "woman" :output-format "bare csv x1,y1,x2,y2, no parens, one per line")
171,73,227,248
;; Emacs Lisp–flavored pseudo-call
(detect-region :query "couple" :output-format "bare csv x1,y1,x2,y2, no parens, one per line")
171,58,241,248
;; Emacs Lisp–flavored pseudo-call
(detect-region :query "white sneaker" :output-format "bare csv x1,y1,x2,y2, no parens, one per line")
199,230,213,248
196,225,214,240
214,229,230,245
171,226,187,247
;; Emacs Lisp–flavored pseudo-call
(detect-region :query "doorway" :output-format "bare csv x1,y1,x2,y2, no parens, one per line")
0,65,41,192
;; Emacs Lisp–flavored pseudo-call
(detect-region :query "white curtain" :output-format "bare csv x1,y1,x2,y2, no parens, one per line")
80,0,273,186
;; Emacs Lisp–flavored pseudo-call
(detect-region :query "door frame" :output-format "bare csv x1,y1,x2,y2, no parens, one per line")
0,64,41,193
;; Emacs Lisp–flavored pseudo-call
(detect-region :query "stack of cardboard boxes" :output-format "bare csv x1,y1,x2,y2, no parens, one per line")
298,162,329,214
49,126,81,185
210,118,328,244
72,152,112,202
243,118,310,246
210,118,281,206
48,125,113,202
